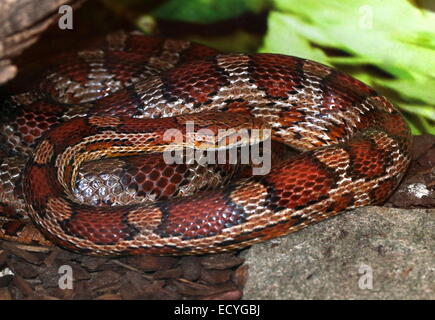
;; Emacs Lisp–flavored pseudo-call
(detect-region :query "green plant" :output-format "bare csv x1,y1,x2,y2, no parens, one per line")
104,0,435,134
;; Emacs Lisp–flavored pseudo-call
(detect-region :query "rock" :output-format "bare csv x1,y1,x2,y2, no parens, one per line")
388,135,435,208
242,206,434,299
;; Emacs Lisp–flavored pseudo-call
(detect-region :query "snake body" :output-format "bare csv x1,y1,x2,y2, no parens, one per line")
0,31,411,255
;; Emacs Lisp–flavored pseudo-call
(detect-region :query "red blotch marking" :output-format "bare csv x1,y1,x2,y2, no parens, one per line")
104,51,161,83
120,155,188,201
352,108,377,131
124,35,165,56
48,118,97,153
90,89,140,117
264,155,333,209
164,59,223,104
24,165,61,212
322,72,376,112
63,207,135,245
157,192,242,239
251,54,302,98
179,44,219,64
348,138,384,177
379,111,410,138
321,89,356,111
106,53,146,81
14,103,63,147
332,72,376,97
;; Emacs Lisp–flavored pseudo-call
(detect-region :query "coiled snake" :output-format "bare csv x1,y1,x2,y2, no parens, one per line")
0,31,411,255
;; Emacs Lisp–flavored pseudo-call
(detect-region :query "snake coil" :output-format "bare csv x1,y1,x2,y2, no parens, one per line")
0,31,411,255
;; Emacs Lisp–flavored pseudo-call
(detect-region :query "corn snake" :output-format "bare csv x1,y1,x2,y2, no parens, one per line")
0,31,412,255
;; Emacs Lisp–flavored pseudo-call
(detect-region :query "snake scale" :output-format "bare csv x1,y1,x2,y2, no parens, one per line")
0,31,411,256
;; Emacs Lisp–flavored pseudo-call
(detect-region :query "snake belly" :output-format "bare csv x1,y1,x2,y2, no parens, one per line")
0,31,411,255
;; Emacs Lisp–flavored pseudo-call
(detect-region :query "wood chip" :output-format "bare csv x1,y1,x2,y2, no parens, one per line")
0,287,12,300
200,253,244,270
88,270,121,292
180,256,201,281
10,243,51,253
0,250,8,267
79,255,110,272
232,264,249,289
9,259,39,278
153,267,183,280
122,255,178,272
12,275,34,296
200,269,231,284
1,242,42,265
174,278,237,297
200,290,243,300
44,247,62,266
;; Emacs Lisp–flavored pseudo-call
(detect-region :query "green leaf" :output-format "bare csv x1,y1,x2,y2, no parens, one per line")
152,0,270,24
185,31,264,53
263,0,435,134
398,103,435,122
259,11,329,63
375,73,435,106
